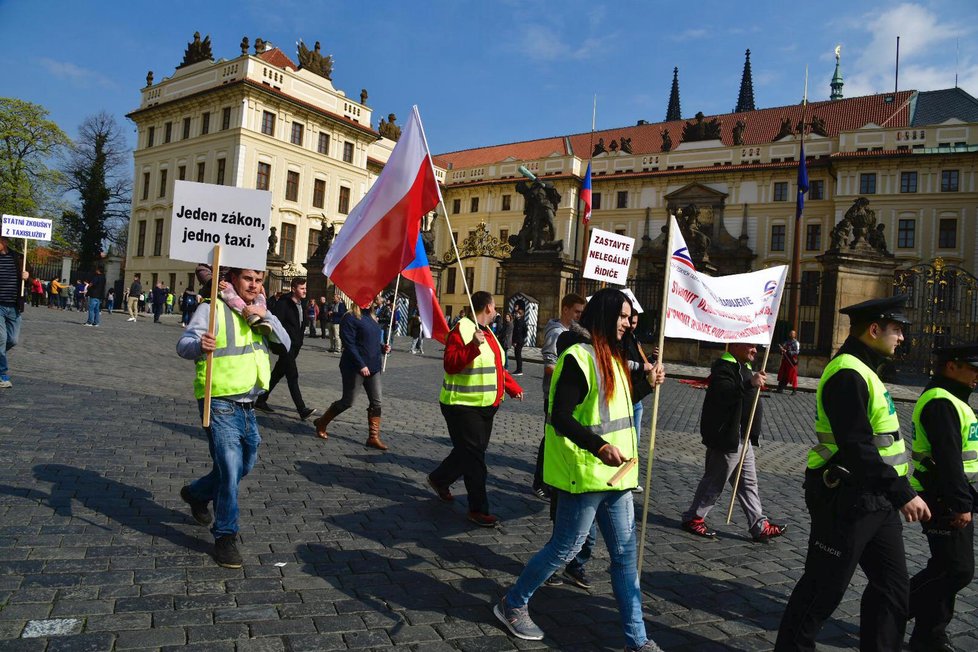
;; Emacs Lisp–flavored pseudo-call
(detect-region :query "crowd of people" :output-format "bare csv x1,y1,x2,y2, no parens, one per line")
3,247,976,651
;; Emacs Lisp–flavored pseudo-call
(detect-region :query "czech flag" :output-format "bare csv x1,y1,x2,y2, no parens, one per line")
796,142,809,221
581,161,592,225
401,235,450,343
325,106,441,307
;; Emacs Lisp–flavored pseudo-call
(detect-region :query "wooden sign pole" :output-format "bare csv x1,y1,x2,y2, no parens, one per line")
201,244,221,428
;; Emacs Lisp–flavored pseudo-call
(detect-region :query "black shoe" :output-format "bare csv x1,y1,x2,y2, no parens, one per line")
563,565,591,589
180,485,212,526
544,574,564,586
299,407,316,421
214,534,242,569
254,399,274,413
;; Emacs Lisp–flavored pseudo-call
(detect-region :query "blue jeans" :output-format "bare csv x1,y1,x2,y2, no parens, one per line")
187,399,261,538
86,297,101,325
506,489,647,649
633,400,644,449
0,305,22,376
106,299,114,312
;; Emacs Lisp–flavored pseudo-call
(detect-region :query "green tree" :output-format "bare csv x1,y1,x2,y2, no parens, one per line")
0,97,69,217
60,112,131,271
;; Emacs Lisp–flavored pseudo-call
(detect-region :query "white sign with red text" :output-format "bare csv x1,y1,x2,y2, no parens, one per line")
583,228,634,283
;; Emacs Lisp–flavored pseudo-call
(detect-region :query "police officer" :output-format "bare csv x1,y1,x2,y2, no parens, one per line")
907,344,978,652
776,295,931,651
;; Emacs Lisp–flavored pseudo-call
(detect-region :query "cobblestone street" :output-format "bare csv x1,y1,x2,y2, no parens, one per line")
1,308,976,651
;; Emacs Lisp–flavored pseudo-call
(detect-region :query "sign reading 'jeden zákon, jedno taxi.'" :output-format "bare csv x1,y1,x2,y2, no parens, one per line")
583,228,635,284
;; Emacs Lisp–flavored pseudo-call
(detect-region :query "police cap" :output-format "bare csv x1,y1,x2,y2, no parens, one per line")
838,295,911,325
935,344,978,368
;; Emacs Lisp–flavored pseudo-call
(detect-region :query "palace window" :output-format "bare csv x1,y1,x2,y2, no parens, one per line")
900,171,917,193
446,267,457,294
343,142,354,163
153,219,164,256
771,224,786,251
291,122,304,146
256,162,271,190
307,229,320,259
464,267,475,292
201,112,210,135
147,126,155,147
318,132,330,155
859,173,876,194
221,107,231,130
773,182,788,201
938,218,957,248
501,194,511,211
809,179,824,200
313,179,326,209
182,117,191,140
470,197,479,212
897,219,915,248
499,229,509,243
158,168,168,198
285,171,300,202
280,224,296,261
164,122,172,143
452,199,461,214
216,159,226,185
136,221,146,256
178,165,186,181
941,170,959,192
592,192,602,210
141,172,149,200
338,186,350,214
196,161,205,183
616,191,628,209
805,224,821,251
261,111,275,136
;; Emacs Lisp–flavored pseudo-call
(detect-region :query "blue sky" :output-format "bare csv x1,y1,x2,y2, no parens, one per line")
1,0,975,156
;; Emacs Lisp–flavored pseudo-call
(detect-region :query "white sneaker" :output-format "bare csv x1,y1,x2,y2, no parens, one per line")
127,317,136,322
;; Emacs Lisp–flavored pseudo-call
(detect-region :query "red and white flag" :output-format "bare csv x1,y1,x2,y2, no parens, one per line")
324,106,440,307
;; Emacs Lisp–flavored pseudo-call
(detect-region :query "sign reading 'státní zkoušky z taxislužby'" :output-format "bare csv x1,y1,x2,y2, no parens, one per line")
583,228,635,283
169,180,272,269
2,214,53,241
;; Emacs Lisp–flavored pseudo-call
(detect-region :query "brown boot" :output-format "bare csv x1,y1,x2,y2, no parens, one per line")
365,408,388,451
314,405,340,440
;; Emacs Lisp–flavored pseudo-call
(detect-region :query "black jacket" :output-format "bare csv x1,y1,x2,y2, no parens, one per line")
270,294,304,354
700,354,762,453
916,374,976,514
512,316,528,346
87,273,106,300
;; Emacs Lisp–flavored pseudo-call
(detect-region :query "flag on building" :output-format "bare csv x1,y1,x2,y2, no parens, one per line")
665,215,787,344
401,234,450,343
324,106,441,307
581,161,592,224
796,143,809,221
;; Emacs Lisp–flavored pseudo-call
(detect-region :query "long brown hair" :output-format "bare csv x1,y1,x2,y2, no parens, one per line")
579,289,631,403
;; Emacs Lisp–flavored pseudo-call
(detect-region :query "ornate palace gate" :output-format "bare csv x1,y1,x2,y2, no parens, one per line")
893,258,978,377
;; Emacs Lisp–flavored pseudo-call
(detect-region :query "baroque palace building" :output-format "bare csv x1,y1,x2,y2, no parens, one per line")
124,33,415,293
429,52,978,328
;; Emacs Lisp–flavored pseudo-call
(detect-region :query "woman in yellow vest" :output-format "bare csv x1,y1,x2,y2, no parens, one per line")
908,344,978,652
494,289,664,652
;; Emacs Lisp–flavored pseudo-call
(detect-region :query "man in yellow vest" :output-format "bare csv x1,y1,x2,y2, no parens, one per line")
907,344,978,652
776,295,931,651
176,268,290,569
427,291,523,527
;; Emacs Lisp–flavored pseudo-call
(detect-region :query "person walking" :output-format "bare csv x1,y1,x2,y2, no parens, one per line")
181,287,198,326
105,287,115,314
48,276,60,308
777,329,800,394
499,313,514,367
511,306,527,376
427,291,523,527
313,293,392,450
776,295,931,651
165,289,175,315
0,235,29,389
255,277,315,420
408,310,425,355
376,298,392,347
327,295,346,353
907,344,978,652
494,289,664,651
127,274,142,322
176,267,289,568
30,277,43,308
532,293,586,499
84,267,106,327
316,296,329,339
151,281,166,323
306,297,319,338
680,343,787,541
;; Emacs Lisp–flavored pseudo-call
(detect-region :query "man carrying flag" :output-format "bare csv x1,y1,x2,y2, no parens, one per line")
324,106,440,307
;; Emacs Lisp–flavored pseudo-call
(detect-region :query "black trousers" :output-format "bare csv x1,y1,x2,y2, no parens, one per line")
513,342,524,373
429,403,498,515
266,348,306,412
909,507,975,647
776,482,909,652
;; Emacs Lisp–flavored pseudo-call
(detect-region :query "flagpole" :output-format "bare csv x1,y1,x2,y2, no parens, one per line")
789,67,809,333
382,274,401,372
413,104,477,318
574,95,597,290
725,268,788,524
637,215,674,571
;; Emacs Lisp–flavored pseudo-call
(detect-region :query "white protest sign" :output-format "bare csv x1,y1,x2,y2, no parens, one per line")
2,214,53,241
664,216,786,344
169,180,271,269
583,228,634,284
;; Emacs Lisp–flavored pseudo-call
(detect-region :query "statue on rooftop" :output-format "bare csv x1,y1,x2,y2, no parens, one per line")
297,39,333,80
178,32,213,69
661,129,672,152
620,136,633,154
240,37,249,55
378,114,401,141
360,88,368,105
733,120,746,145
592,138,606,157
681,111,722,142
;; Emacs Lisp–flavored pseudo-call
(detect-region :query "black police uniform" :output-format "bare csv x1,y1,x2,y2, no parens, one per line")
776,296,916,652
908,345,978,652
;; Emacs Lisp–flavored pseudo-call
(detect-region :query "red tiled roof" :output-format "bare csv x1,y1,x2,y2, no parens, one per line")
435,91,916,168
259,48,297,70
432,137,567,170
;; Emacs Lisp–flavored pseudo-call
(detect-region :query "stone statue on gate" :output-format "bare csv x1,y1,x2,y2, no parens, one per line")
676,203,711,259
845,197,877,246
829,216,853,251
511,167,563,254
311,222,335,259
267,226,278,256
